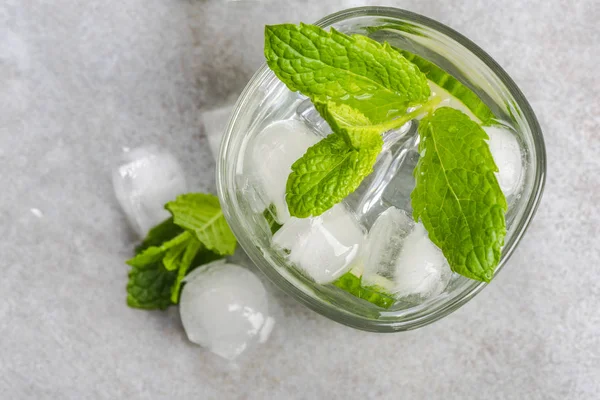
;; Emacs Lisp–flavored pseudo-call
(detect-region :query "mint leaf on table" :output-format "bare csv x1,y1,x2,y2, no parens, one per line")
264,23,430,123
135,218,184,255
411,107,507,282
399,50,496,125
285,131,383,218
126,258,177,310
127,231,195,309
166,193,236,256
169,238,203,303
126,193,236,310
128,231,191,268
162,236,192,271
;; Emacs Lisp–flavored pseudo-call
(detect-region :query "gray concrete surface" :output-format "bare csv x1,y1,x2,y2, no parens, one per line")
1,0,598,399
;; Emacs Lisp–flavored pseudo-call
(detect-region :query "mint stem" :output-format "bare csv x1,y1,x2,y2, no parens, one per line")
384,96,442,132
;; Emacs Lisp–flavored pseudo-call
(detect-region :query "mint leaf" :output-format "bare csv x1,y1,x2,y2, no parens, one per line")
135,217,183,255
126,260,177,310
126,193,236,309
126,231,191,309
286,131,383,218
128,231,191,268
314,101,390,149
333,271,395,308
399,50,496,124
169,238,203,303
411,107,507,282
263,204,283,235
162,237,191,271
315,98,441,149
166,193,236,255
264,23,430,123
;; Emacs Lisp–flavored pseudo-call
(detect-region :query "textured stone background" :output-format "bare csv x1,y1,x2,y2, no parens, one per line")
1,0,598,399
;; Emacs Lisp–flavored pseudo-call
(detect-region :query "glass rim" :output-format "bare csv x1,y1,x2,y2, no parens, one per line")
217,6,547,332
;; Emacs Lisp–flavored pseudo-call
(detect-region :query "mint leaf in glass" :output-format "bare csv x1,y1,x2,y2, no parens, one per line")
411,107,507,282
333,271,395,309
285,131,383,218
315,98,441,149
264,23,430,123
263,204,283,235
399,50,496,125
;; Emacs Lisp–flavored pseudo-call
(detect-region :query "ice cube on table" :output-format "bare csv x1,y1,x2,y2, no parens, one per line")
249,120,320,223
272,205,365,284
362,207,414,288
485,126,524,197
393,222,452,301
201,104,234,160
179,261,274,361
112,146,187,237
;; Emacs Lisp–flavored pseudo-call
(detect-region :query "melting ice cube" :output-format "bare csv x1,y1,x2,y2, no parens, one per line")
112,146,187,236
485,126,524,197
393,223,452,301
179,261,275,361
272,205,365,284
201,104,234,160
248,120,319,223
362,207,414,288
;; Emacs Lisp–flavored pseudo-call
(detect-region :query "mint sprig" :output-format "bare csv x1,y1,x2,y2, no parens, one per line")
264,23,508,285
264,23,430,123
126,193,236,309
285,131,383,218
412,108,507,282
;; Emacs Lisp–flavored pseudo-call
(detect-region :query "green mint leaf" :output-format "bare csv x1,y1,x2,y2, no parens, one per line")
169,242,223,304
135,217,183,255
162,237,191,271
263,204,283,235
127,231,191,268
286,131,383,218
333,271,395,309
264,23,430,122
399,50,496,124
169,238,203,303
126,260,177,310
166,193,236,255
126,231,191,309
314,101,388,149
411,107,507,282
314,98,441,149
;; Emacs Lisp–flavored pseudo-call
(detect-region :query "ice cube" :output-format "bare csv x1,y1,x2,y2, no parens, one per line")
179,261,274,361
249,120,319,223
272,205,365,284
362,207,414,288
112,146,187,236
296,98,332,137
201,104,234,160
485,126,524,197
393,222,452,301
